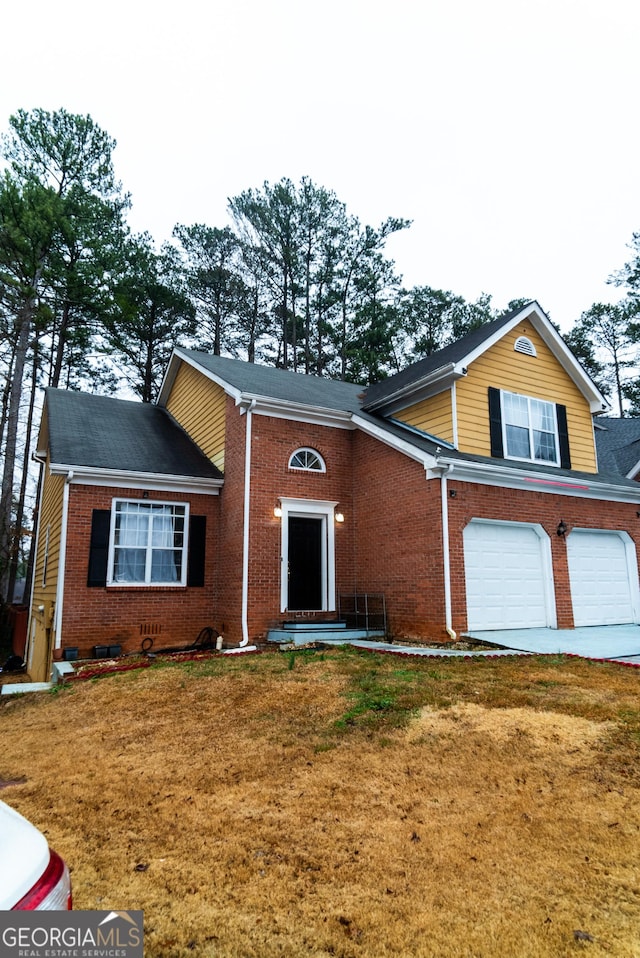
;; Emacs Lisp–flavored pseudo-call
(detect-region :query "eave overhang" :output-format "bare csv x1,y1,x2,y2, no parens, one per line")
158,348,243,407
467,304,609,416
363,303,610,417
43,460,223,495
362,362,465,414
430,455,640,504
160,348,356,429
352,415,637,502
239,395,354,429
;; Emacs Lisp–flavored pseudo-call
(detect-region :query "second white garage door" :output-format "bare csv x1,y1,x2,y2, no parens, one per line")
567,530,638,627
463,520,553,630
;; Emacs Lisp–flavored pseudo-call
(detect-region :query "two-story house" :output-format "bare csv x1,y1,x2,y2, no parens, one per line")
25,302,640,681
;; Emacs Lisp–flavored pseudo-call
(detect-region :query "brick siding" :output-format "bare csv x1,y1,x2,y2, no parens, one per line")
61,484,220,657
59,407,640,653
446,480,640,634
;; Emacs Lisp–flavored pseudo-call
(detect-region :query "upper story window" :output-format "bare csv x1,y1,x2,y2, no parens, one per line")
108,500,188,586
502,391,558,464
489,387,570,469
288,448,326,472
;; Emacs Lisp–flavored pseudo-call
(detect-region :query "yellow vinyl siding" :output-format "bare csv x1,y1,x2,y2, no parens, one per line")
394,388,455,445
32,469,64,608
456,322,597,472
29,467,65,681
165,362,226,471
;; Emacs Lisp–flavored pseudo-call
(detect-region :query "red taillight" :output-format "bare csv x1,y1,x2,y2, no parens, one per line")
12,850,72,910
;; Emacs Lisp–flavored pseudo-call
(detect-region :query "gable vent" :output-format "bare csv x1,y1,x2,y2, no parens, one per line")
514,336,537,357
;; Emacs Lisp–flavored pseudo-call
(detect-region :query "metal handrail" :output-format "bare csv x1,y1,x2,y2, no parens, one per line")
338,593,386,633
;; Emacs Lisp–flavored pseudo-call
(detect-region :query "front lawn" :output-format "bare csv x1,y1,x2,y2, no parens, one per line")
2,647,640,957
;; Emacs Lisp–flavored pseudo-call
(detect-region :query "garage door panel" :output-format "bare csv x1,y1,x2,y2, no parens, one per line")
464,521,551,630
567,531,637,627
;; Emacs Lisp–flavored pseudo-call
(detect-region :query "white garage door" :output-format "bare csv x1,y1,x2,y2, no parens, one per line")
567,530,637,626
463,521,551,630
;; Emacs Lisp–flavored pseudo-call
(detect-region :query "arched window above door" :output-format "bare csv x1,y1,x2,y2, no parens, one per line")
288,447,326,472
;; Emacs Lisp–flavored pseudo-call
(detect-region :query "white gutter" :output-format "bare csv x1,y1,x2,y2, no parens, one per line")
161,349,356,429
53,470,73,650
434,463,456,641
240,400,256,647
248,399,354,429
432,455,640,503
45,462,222,494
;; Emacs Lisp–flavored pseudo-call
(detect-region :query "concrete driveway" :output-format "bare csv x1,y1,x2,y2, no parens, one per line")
465,625,640,663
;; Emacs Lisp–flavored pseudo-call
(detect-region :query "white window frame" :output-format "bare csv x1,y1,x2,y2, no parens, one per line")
501,390,560,466
288,447,326,472
107,499,189,587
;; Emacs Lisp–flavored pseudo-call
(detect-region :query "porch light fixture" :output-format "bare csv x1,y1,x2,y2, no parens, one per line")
273,504,282,518
335,511,345,523
557,520,567,537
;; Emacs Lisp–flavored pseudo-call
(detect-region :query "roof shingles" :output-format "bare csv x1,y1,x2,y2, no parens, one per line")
45,388,222,480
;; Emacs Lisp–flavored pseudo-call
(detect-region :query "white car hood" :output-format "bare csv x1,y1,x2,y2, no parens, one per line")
0,800,50,909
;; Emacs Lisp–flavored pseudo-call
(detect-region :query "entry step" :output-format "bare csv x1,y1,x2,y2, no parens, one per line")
268,628,385,645
282,621,346,631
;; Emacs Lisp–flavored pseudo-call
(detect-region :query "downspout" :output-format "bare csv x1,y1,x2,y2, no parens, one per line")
53,470,73,653
437,463,457,642
240,401,256,647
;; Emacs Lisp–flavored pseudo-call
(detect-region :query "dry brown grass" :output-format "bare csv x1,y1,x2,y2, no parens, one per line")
2,648,640,957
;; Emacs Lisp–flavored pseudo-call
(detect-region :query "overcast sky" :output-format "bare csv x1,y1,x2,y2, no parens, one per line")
2,0,639,331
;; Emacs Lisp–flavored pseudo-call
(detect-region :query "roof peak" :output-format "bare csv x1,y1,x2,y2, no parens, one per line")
362,302,542,412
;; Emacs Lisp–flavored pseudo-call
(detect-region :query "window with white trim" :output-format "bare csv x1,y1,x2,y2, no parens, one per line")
108,500,188,586
288,448,326,472
502,391,559,464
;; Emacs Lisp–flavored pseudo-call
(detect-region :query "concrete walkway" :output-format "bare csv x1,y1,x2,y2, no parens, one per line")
315,624,640,663
314,637,529,658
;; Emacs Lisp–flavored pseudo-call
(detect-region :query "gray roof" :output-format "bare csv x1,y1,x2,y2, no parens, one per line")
42,339,640,495
362,308,521,410
176,350,639,492
594,417,640,478
178,350,366,412
44,388,222,480
180,351,640,493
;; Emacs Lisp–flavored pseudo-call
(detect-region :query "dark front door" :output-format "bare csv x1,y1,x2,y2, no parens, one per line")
288,516,323,610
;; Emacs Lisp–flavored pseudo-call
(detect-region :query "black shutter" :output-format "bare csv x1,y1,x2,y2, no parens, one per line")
87,509,110,587
187,515,207,587
556,404,571,469
488,387,504,458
